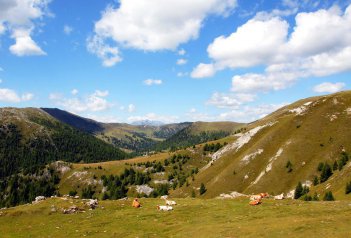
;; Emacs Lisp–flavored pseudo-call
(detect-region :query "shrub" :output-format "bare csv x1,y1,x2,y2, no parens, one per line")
68,190,77,196
345,181,351,194
323,191,335,201
200,183,207,195
320,162,332,183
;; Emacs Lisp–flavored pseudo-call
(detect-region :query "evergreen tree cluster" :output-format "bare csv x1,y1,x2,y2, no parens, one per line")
294,181,310,199
317,162,333,183
0,122,127,179
101,168,151,200
203,142,227,153
154,129,230,152
0,166,60,208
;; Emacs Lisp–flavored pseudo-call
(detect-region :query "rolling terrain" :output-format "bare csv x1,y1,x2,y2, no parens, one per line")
42,108,243,153
50,91,351,202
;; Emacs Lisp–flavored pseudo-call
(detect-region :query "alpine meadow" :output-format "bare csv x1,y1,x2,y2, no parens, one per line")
0,0,351,237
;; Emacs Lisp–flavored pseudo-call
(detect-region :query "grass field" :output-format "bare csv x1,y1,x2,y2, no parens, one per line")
1,197,350,238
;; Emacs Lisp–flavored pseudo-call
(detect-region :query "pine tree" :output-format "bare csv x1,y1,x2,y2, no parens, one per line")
323,191,335,201
191,190,196,198
333,161,338,171
345,181,351,194
294,182,303,199
199,183,207,195
320,162,332,183
313,176,319,186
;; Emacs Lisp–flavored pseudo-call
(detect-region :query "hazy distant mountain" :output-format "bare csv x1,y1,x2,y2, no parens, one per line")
131,120,165,126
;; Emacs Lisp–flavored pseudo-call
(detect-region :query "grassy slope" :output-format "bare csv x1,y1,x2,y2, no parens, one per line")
0,198,350,238
177,91,351,198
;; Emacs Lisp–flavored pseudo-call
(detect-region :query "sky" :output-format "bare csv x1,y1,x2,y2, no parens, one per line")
0,0,350,124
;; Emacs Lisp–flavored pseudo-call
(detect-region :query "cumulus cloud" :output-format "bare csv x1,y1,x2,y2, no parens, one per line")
86,114,119,123
9,28,46,56
218,103,288,122
191,63,216,78
144,79,162,86
313,82,346,93
207,17,289,69
128,104,136,113
87,35,122,67
128,113,179,124
89,0,237,66
71,89,78,95
194,4,351,95
207,92,256,108
49,90,112,113
178,49,186,55
63,25,73,35
177,58,187,65
0,88,34,103
0,0,50,56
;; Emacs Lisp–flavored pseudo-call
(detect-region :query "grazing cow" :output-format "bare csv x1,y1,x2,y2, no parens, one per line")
160,195,168,200
274,193,284,200
250,194,262,201
132,198,141,208
165,200,177,206
249,199,261,206
157,205,173,211
260,193,269,198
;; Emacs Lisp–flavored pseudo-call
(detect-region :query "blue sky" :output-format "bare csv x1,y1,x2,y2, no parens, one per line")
0,0,350,123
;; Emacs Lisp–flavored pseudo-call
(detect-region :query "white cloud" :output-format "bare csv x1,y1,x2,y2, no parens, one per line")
49,93,62,100
9,28,46,56
21,93,34,101
71,89,78,95
93,90,109,97
144,79,163,86
0,0,50,56
86,114,119,123
177,72,188,77
128,104,136,113
191,63,216,78
177,58,187,65
128,113,179,124
63,25,73,35
0,88,34,103
207,92,256,108
87,35,122,67
206,17,288,69
178,49,186,55
218,103,288,122
89,0,237,65
196,4,351,97
313,82,346,93
189,108,197,113
50,90,112,113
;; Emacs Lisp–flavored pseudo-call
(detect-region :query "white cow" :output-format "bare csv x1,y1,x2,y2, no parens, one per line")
274,193,284,200
157,205,173,211
165,200,177,206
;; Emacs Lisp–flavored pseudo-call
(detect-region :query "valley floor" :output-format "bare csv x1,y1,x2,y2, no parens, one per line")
0,198,350,237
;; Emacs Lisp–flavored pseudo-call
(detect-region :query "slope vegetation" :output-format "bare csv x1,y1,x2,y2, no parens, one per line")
178,91,351,199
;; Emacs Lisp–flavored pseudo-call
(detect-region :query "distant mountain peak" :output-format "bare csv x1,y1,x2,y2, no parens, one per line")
131,120,165,126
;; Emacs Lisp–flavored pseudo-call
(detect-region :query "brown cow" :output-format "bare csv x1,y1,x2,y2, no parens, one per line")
132,198,141,208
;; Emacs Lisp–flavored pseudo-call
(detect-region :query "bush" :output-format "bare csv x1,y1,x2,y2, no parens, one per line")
345,181,351,194
199,183,207,195
294,182,303,199
323,191,335,201
68,190,77,196
320,162,332,183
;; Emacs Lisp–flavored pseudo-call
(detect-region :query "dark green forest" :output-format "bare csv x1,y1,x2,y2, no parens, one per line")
0,121,127,178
